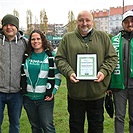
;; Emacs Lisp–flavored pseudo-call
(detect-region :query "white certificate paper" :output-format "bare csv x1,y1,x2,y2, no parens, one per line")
76,54,97,80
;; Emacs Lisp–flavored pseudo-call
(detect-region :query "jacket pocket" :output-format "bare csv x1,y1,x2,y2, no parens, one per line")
0,66,5,87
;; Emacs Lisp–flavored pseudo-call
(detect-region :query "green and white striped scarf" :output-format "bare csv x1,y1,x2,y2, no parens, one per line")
110,32,133,89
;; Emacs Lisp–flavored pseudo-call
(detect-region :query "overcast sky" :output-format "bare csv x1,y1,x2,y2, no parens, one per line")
0,0,133,29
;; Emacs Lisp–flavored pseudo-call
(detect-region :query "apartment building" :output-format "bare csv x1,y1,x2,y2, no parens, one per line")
92,9,109,33
92,5,133,34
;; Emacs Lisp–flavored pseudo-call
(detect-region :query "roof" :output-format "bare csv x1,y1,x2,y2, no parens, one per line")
110,5,133,16
91,5,133,18
92,9,109,18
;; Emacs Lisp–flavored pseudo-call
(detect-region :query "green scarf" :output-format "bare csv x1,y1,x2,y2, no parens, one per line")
110,32,133,89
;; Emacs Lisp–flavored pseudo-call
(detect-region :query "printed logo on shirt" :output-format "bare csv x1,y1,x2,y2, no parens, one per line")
29,59,44,65
46,83,52,89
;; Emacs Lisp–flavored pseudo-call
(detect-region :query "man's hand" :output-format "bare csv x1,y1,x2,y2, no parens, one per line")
94,72,105,82
70,73,79,83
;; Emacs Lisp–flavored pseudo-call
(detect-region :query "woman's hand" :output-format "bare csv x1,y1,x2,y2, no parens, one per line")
44,94,54,101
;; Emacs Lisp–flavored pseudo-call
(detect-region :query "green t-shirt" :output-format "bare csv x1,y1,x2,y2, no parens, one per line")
28,51,45,88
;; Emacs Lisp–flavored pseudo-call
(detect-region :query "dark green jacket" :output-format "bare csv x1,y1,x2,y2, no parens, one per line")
55,28,118,100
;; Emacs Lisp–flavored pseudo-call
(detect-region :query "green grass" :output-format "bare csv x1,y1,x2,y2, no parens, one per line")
2,77,129,133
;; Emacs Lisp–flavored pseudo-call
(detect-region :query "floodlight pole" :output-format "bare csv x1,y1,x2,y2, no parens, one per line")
123,0,124,14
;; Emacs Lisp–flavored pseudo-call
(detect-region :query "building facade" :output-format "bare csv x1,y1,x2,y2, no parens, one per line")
92,5,133,34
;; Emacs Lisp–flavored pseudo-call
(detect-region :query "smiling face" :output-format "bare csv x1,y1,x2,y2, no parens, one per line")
3,24,17,41
77,10,94,36
122,16,133,32
31,32,44,53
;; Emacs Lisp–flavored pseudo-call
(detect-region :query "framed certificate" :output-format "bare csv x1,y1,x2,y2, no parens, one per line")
76,54,97,80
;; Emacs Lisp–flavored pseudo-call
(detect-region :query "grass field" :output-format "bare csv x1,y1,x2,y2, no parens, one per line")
2,77,129,133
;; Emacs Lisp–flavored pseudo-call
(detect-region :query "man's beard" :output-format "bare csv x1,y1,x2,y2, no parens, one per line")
82,27,92,33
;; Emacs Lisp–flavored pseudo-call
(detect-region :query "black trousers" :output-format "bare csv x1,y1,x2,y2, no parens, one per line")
68,96,104,133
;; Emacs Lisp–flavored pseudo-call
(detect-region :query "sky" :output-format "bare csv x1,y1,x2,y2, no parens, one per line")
0,0,133,29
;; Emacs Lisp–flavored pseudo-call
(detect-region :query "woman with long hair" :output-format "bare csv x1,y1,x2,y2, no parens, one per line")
23,30,62,133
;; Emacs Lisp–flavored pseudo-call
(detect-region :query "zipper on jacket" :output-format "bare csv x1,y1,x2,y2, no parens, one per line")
126,39,130,87
9,42,11,93
85,43,89,52
25,60,36,96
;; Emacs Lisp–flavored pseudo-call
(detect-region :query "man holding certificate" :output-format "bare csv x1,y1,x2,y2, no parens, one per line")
55,10,118,133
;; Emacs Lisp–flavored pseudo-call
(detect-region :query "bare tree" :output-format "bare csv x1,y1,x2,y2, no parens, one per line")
34,16,38,29
40,9,45,31
67,10,76,32
13,9,19,18
40,8,48,33
26,9,33,34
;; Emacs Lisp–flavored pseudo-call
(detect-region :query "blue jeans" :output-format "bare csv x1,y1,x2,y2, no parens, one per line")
113,89,133,133
23,96,56,133
0,92,23,133
68,96,104,133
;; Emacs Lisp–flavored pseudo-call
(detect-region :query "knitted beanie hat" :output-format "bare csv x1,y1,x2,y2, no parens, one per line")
122,10,133,22
2,14,19,29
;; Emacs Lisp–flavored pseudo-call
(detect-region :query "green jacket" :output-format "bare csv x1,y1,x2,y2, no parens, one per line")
55,28,118,100
24,51,62,100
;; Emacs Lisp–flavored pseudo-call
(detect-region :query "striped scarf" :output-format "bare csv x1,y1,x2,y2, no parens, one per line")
110,32,133,89
45,50,55,97
20,50,55,96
